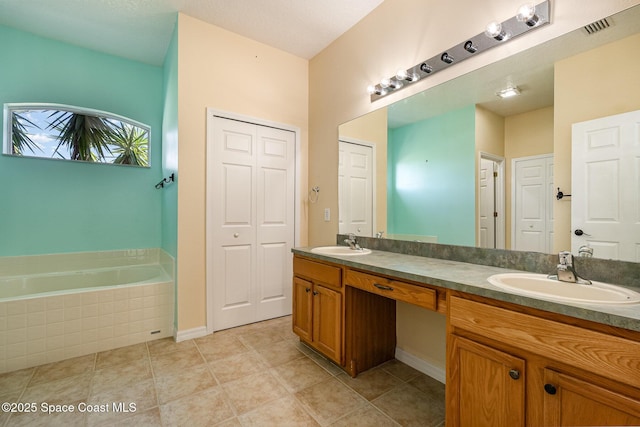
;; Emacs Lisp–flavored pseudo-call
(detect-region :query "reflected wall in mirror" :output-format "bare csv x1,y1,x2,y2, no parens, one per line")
338,5,640,261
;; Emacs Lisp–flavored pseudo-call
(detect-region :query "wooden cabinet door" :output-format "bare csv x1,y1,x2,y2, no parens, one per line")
292,277,313,342
543,369,640,426
313,284,342,363
449,335,525,427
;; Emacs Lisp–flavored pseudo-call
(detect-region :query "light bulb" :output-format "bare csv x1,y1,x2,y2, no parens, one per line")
380,78,391,89
517,3,539,26
396,69,408,80
367,85,377,95
485,21,508,41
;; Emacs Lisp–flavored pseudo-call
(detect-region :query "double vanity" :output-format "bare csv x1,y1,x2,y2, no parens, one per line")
292,239,640,426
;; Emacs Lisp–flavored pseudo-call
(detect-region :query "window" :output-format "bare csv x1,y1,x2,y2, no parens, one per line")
3,103,150,167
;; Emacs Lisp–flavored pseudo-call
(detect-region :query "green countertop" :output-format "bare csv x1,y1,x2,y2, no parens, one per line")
293,246,640,333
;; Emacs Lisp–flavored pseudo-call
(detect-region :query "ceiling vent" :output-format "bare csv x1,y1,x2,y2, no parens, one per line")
583,18,611,35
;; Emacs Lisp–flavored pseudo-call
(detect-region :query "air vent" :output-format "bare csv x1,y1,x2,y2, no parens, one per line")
583,18,611,35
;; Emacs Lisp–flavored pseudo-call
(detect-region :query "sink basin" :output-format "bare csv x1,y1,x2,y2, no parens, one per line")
310,246,372,256
487,273,640,305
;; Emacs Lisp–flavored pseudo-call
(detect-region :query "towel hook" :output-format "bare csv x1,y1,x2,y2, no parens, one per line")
155,173,175,189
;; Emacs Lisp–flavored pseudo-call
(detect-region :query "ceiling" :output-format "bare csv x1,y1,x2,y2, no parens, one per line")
0,0,385,65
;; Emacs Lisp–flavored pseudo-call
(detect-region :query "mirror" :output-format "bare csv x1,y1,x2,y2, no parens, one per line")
338,4,640,260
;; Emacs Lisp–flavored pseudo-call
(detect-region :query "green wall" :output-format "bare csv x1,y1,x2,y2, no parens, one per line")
161,25,179,258
0,25,164,256
387,105,476,246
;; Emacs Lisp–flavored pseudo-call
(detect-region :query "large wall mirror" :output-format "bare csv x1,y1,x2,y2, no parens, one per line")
338,4,640,262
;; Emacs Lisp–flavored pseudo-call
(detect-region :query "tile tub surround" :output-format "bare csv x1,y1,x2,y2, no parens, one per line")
0,249,175,374
294,238,640,333
0,316,446,427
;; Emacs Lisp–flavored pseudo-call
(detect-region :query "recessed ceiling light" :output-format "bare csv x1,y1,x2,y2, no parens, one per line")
496,86,521,98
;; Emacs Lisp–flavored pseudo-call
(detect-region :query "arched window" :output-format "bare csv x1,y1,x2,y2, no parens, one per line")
3,103,150,167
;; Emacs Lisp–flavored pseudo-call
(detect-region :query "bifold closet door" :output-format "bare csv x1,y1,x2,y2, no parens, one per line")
208,116,295,331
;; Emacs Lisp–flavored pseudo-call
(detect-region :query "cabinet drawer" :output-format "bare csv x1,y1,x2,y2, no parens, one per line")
293,256,342,288
449,296,640,389
345,269,437,310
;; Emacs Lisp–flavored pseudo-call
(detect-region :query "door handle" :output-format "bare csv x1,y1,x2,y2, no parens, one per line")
574,229,591,237
374,283,394,291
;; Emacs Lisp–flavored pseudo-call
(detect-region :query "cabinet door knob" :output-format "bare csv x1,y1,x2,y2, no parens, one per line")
508,369,521,380
312,290,319,296
305,287,311,293
544,384,557,395
233,233,239,238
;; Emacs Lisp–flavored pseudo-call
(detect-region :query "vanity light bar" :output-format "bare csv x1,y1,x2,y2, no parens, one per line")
368,1,550,102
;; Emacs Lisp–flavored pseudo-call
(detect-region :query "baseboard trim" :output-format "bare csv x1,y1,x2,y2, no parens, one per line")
175,326,208,342
395,347,446,384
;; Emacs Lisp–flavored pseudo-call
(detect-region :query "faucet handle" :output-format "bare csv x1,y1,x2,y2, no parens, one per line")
558,251,573,267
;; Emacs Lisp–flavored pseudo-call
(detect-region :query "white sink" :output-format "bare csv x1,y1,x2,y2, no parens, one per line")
487,273,640,305
310,246,372,256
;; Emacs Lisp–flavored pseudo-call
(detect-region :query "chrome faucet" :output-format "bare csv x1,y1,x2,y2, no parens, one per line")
554,251,591,284
344,233,362,250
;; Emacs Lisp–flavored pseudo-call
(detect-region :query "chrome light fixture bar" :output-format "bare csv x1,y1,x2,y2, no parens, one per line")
368,1,550,101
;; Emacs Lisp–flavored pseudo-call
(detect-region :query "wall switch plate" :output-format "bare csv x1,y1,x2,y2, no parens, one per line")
324,208,330,221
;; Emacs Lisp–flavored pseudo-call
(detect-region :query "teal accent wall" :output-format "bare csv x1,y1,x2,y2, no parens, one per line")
0,25,164,256
387,106,476,246
161,24,179,258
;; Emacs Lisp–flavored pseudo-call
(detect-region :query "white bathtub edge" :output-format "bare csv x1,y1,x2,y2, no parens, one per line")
175,325,208,342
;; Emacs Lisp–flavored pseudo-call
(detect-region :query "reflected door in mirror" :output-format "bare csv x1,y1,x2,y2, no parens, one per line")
338,140,374,237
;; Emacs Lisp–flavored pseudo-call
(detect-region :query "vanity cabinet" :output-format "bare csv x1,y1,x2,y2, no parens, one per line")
292,256,343,363
448,295,640,426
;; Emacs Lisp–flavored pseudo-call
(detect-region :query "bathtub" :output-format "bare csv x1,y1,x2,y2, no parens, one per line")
0,249,175,374
0,265,171,301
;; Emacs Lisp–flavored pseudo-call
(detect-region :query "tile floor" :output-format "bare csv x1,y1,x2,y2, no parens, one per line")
0,315,445,426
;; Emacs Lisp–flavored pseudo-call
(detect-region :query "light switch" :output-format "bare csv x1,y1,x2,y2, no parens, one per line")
324,208,330,221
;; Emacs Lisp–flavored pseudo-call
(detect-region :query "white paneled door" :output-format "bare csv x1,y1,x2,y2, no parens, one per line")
572,110,640,262
207,116,295,331
512,154,554,253
338,140,373,237
479,157,497,248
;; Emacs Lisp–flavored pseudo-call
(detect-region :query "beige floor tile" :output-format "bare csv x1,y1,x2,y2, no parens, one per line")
111,407,163,427
95,343,147,370
0,367,34,394
336,367,404,400
299,347,343,376
408,373,446,401
271,357,332,393
6,407,87,427
29,354,96,385
238,328,286,350
238,395,319,426
91,358,153,394
87,377,157,421
373,383,445,427
196,335,250,362
155,364,218,404
255,339,305,367
330,405,400,427
295,377,368,425
208,351,266,384
22,373,92,405
380,359,422,381
147,336,195,356
223,371,288,415
215,417,242,426
160,387,235,426
150,346,204,374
